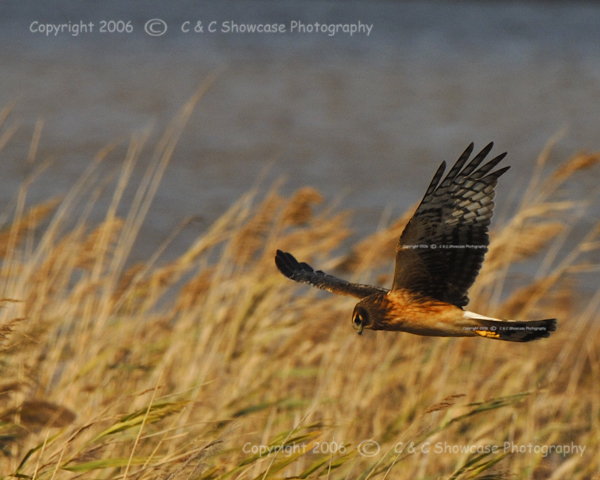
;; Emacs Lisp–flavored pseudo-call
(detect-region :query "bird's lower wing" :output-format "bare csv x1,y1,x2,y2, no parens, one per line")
275,250,389,299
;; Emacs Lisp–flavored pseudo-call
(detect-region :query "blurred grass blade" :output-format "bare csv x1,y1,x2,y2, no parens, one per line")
448,452,510,479
90,401,188,443
15,430,64,474
62,456,148,472
298,450,355,478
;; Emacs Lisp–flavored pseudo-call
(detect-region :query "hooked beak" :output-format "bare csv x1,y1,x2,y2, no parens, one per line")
356,324,363,335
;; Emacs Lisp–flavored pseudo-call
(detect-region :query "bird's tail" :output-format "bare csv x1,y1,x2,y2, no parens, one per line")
463,311,557,342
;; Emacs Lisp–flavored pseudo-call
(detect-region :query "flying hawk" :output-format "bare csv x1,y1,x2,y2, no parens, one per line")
275,143,557,342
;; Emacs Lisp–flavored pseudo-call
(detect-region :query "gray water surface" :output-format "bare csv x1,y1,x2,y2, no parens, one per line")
2,1,600,263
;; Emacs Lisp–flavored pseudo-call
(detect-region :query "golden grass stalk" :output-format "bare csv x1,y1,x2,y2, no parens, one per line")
0,91,598,479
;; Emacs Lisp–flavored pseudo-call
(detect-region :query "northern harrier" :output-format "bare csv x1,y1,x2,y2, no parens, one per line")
275,143,557,342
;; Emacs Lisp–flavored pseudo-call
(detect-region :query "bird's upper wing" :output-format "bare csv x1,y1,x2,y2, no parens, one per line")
275,250,389,299
392,143,509,307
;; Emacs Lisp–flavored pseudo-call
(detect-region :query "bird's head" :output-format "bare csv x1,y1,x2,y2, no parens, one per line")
352,304,372,335
352,294,391,335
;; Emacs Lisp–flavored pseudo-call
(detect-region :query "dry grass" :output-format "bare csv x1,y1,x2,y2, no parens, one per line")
0,91,599,480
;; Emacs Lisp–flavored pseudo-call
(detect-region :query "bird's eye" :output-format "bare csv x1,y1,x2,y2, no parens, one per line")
354,313,362,326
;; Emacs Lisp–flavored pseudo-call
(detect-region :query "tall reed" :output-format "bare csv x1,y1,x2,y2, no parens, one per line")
0,91,598,479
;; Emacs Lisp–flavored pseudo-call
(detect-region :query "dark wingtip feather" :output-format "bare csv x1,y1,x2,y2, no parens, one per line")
275,250,296,278
471,149,509,179
453,142,497,178
494,165,511,177
472,143,494,163
483,165,511,181
275,250,314,278
425,161,447,196
446,143,475,178
495,151,507,161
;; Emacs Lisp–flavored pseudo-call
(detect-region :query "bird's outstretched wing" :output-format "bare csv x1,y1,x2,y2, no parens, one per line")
275,250,389,299
392,143,509,307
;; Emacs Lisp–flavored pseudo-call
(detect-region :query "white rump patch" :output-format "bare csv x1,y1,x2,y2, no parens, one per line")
463,311,498,321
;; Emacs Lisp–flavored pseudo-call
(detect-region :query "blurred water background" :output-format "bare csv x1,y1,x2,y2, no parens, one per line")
2,1,600,263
